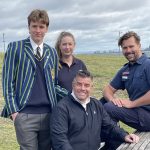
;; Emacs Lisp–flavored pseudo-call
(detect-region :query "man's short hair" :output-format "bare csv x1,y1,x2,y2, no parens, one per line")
74,70,93,81
28,9,49,27
118,31,141,47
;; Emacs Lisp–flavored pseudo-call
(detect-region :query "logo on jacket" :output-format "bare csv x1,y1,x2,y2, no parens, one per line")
51,68,55,80
122,71,129,81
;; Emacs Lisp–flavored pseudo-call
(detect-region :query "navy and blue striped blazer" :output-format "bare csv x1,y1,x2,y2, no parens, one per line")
1,38,66,117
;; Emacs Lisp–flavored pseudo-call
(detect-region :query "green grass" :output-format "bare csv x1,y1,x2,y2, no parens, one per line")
0,52,19,150
77,54,128,97
0,53,135,149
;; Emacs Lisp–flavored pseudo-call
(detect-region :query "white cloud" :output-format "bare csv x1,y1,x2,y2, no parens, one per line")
0,0,150,53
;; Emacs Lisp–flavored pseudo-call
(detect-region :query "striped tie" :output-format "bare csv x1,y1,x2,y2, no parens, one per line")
35,46,41,60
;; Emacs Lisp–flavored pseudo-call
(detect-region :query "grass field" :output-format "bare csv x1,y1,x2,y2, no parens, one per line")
0,52,134,149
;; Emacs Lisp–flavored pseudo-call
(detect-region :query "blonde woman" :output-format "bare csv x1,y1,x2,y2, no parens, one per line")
55,31,87,92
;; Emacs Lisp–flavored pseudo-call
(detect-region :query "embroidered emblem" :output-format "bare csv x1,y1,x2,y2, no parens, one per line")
93,110,96,114
58,63,62,70
51,68,55,80
122,71,129,81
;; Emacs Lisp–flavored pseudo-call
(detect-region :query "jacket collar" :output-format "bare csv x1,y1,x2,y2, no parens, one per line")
127,53,148,67
24,37,51,69
69,92,91,110
136,53,147,65
24,38,36,68
59,56,78,66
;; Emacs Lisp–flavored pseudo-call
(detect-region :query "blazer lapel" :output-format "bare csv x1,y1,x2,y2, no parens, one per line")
43,44,52,69
24,38,36,69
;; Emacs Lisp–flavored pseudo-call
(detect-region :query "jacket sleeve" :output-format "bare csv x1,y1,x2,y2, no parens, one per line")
2,42,19,115
53,48,68,102
51,105,73,150
55,85,68,102
99,101,128,141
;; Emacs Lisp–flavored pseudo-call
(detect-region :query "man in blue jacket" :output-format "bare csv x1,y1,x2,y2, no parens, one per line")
102,31,150,132
51,70,139,150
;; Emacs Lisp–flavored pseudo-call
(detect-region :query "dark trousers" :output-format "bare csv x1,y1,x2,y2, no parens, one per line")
99,97,124,150
14,113,51,150
103,99,150,131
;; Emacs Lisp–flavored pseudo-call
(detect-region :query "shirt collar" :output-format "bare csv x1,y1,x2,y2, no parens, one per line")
30,37,44,56
136,53,147,64
128,54,148,66
60,56,78,65
71,91,90,110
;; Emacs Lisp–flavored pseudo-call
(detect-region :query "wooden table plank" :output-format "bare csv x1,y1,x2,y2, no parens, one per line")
117,131,150,150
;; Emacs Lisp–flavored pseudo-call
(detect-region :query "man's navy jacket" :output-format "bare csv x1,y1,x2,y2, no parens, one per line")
51,94,128,150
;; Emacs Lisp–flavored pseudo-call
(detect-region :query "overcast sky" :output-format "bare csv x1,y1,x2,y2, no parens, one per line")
0,0,150,53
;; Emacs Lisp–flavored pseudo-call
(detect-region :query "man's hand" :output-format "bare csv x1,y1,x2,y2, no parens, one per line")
11,112,18,121
120,99,134,108
111,98,123,107
125,134,139,143
111,98,135,108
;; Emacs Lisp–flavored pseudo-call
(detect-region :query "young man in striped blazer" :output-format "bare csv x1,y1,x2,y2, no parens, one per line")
1,9,61,150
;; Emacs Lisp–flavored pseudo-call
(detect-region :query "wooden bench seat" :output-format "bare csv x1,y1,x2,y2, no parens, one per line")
117,131,150,150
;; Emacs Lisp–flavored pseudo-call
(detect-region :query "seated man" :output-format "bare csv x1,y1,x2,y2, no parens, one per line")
51,70,139,150
102,31,150,132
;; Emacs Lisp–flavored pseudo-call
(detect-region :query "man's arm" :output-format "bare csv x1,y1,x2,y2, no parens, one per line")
55,85,68,102
103,84,117,101
121,90,150,108
103,84,124,107
53,47,68,101
51,105,73,150
2,42,19,117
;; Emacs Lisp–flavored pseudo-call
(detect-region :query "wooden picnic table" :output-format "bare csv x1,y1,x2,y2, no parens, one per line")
117,131,150,150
